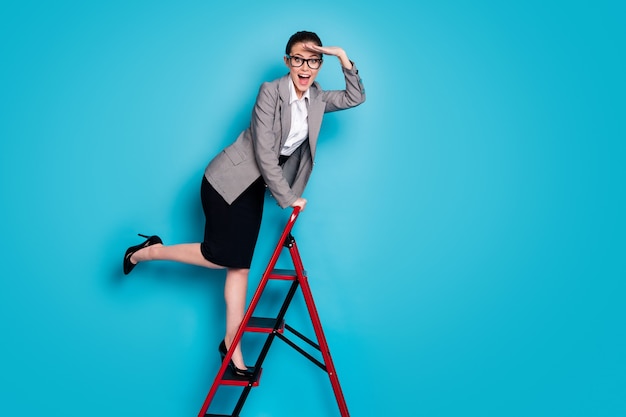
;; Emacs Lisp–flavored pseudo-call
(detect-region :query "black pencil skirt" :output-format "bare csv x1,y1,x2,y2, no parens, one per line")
199,175,266,269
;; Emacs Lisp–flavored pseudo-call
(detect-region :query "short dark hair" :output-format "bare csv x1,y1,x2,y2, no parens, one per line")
285,31,323,56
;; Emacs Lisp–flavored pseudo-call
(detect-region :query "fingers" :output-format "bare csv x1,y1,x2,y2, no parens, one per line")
303,43,323,52
303,43,335,55
291,197,307,211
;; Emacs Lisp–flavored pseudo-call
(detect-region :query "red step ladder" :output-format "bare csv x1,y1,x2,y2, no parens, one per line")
197,207,350,417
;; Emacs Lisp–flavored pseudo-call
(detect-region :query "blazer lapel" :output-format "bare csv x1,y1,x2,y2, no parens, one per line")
307,86,325,159
278,76,324,160
279,75,292,149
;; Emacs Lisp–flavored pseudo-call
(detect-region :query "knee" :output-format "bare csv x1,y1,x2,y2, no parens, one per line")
227,268,250,280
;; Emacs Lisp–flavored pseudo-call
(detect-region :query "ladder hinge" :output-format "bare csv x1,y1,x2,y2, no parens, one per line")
283,233,296,248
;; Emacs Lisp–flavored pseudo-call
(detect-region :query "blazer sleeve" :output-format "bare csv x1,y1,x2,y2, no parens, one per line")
320,63,366,113
250,82,299,208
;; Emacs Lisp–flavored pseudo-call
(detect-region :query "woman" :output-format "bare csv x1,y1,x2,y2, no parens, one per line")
123,30,365,377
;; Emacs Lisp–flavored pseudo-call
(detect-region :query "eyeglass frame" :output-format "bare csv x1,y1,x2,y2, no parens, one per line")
286,55,323,69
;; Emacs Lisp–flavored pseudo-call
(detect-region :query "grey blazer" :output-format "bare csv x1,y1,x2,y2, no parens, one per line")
204,64,365,208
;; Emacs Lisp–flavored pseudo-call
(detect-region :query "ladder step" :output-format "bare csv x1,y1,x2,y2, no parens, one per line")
220,367,263,387
269,268,307,280
246,316,284,333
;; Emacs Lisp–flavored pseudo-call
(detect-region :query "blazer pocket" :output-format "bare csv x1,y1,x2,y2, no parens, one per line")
224,144,246,165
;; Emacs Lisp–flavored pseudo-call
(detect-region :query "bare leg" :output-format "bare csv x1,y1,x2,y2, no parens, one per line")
130,243,224,269
223,268,249,369
131,243,250,368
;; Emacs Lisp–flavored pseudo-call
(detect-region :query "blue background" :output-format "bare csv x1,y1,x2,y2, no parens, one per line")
1,1,624,416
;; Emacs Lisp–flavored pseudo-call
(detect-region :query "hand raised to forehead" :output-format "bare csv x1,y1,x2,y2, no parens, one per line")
302,43,353,70
302,43,344,57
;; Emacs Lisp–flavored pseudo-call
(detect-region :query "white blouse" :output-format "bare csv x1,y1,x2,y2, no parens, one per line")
280,81,310,156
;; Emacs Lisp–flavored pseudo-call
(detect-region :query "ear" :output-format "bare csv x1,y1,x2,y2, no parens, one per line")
284,56,290,68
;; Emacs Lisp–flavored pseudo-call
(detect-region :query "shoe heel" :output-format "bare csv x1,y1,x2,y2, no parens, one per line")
123,234,163,275
218,340,227,361
137,234,163,245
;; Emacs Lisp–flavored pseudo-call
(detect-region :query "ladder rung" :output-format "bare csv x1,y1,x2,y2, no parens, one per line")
269,268,307,280
246,316,284,333
219,367,263,387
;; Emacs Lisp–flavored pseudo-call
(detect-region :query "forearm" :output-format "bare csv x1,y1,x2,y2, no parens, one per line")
335,50,353,70
250,85,299,208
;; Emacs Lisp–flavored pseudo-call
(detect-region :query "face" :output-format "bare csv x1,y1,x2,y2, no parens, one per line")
284,42,322,98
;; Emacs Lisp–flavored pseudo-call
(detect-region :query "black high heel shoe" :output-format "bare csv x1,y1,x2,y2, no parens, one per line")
219,340,254,378
123,234,163,275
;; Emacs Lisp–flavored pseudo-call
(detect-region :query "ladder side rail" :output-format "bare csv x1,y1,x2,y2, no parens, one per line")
197,208,301,417
229,206,302,358
197,268,277,416
197,347,236,417
288,241,351,417
231,277,301,416
225,207,301,369
253,279,301,372
228,210,304,416
268,229,331,368
197,249,287,417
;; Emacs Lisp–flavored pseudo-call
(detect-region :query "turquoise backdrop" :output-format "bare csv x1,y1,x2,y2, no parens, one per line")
1,1,624,416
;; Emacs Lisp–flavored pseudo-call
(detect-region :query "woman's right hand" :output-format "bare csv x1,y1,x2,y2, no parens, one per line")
291,197,307,211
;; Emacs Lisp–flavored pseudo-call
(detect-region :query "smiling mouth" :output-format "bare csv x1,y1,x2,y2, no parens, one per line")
297,74,310,85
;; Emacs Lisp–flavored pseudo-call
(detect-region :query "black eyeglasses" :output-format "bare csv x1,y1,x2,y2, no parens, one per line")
287,55,323,69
